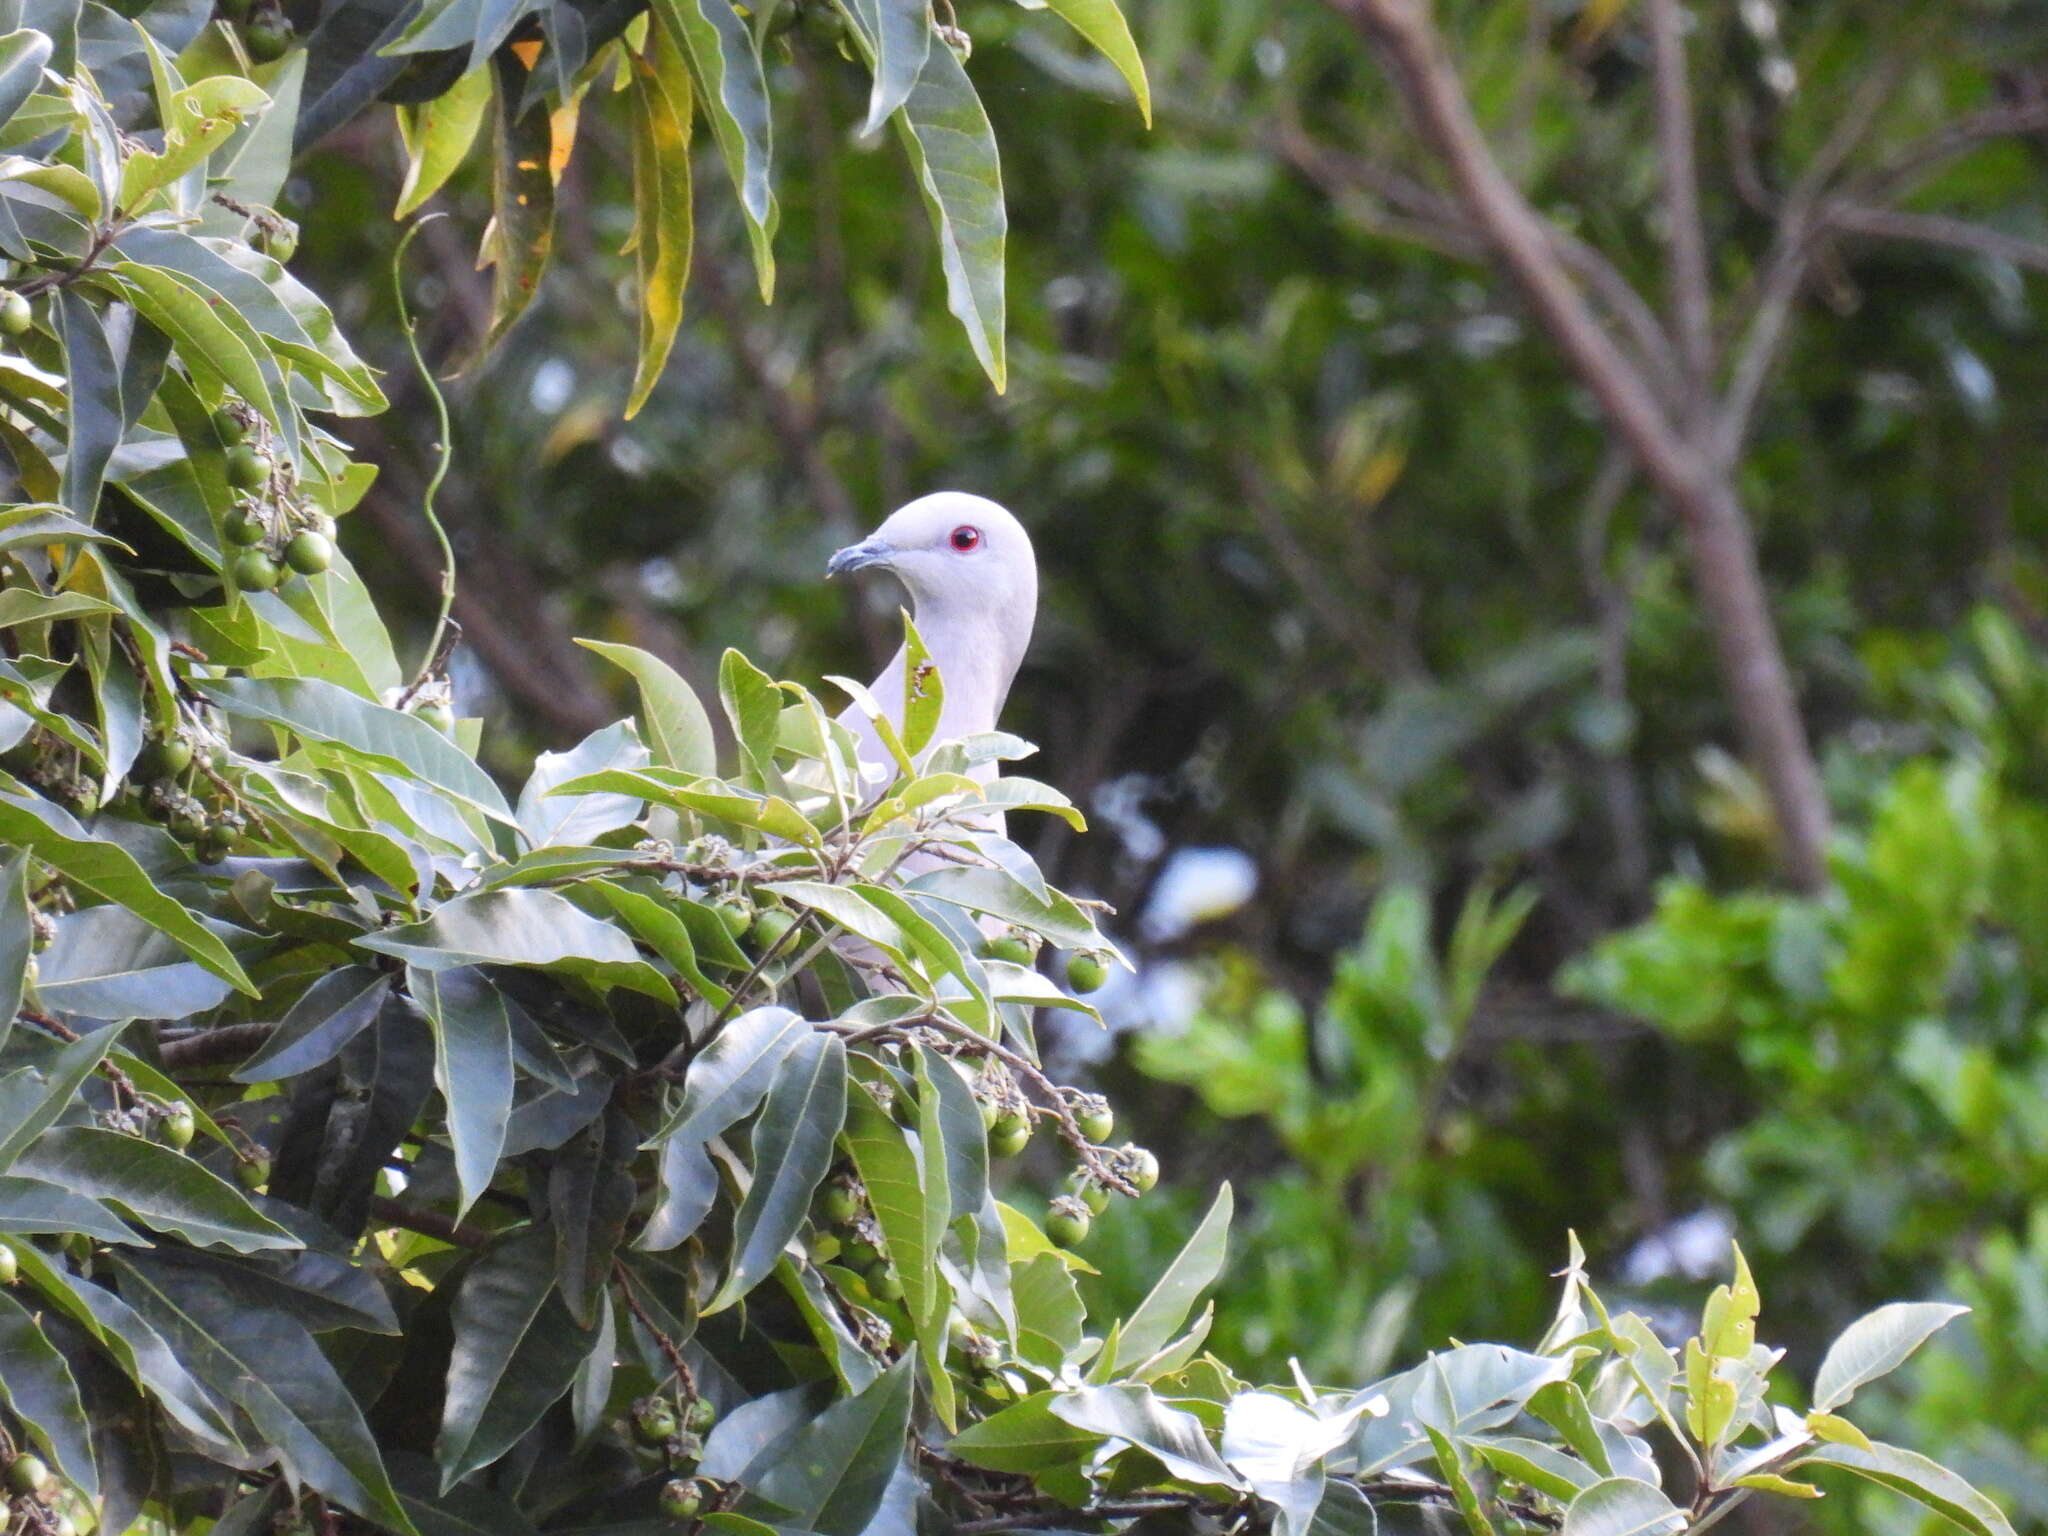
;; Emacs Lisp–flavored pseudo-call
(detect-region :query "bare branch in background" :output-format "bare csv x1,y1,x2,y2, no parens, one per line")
1824,203,2048,274
1646,0,1714,408
1319,0,1832,891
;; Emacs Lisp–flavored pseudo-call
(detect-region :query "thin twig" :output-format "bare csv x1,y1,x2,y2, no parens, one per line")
390,216,459,692
613,1258,699,1398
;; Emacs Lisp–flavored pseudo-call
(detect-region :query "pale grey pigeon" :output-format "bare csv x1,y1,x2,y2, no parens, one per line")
826,491,1037,790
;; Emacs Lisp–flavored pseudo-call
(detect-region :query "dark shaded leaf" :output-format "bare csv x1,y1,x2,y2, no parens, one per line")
0,1286,97,1496
750,1354,915,1535
410,965,515,1220
233,966,392,1082
709,1031,846,1312
52,287,122,517
15,1127,297,1251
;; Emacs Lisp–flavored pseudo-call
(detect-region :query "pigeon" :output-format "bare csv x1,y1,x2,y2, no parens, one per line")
826,491,1037,791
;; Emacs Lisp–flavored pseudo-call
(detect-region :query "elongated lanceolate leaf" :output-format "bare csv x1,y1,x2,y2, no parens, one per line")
709,1031,846,1312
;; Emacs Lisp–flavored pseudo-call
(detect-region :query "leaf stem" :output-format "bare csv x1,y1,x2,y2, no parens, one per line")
391,216,458,692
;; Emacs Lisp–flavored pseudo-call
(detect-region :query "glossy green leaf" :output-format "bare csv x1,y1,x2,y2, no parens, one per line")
357,889,675,1002
394,61,491,216
575,639,718,775
0,846,28,1050
1050,1382,1240,1488
1812,1302,1970,1413
1040,0,1150,124
233,967,391,1082
709,1031,846,1312
0,1022,123,1171
51,288,122,518
1560,1478,1688,1536
0,29,53,131
114,1253,418,1534
648,0,776,299
1115,1182,1232,1367
649,1007,807,1145
0,1286,97,1496
409,966,515,1220
750,1353,914,1534
518,719,649,849
1796,1441,2017,1536
623,33,694,419
844,0,927,134
15,1127,297,1251
947,1389,1104,1473
32,903,241,1019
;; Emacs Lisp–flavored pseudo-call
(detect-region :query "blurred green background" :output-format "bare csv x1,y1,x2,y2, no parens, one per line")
289,1,2048,1528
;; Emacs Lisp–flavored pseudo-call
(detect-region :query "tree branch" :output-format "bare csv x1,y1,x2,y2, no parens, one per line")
1823,202,2048,273
1647,0,1714,401
1320,0,1830,889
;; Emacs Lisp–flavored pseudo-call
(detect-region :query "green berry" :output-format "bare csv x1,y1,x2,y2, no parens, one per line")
225,445,269,491
840,1232,880,1270
751,905,797,951
0,1245,16,1285
284,530,333,575
1121,1145,1160,1194
977,1094,1001,1131
197,830,232,864
1045,1197,1092,1248
5,1452,50,1496
1068,1169,1110,1216
264,223,298,262
809,1230,841,1265
632,1401,679,1446
977,933,1033,966
162,1107,196,1150
140,735,195,779
659,1478,705,1519
224,507,267,545
171,804,208,841
414,700,454,734
233,550,282,591
0,291,31,335
715,896,753,941
1075,1101,1113,1144
817,1182,859,1225
237,1154,270,1190
866,1261,905,1303
989,1110,1031,1158
211,405,246,442
244,11,293,61
685,1396,717,1434
1065,950,1110,994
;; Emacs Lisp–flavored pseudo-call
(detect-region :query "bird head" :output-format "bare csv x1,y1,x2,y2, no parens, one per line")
826,492,1036,628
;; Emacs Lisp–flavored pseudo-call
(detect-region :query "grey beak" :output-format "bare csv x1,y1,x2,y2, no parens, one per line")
826,536,893,578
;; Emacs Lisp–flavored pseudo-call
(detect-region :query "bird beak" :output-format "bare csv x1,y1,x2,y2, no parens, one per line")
826,536,893,578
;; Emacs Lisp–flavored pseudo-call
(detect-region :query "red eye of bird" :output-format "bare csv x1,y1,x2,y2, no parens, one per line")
949,525,982,552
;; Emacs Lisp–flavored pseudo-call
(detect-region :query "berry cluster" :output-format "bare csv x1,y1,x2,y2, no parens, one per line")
213,403,336,593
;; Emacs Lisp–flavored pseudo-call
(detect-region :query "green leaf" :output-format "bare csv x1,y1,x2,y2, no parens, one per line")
1731,1473,1822,1498
1560,1479,1688,1536
32,903,241,1019
1221,1392,1347,1536
709,1031,846,1312
0,1022,122,1172
548,1110,634,1326
844,0,928,134
60,1267,239,1447
830,4,1005,390
386,0,541,62
1795,1441,2017,1536
1039,0,1150,124
906,863,1112,952
0,1175,135,1244
51,288,122,518
114,1254,418,1535
436,1227,599,1489
1424,1425,1496,1536
233,967,392,1082
1011,1251,1084,1369
0,846,29,1050
1528,1382,1613,1477
721,647,785,790
394,62,491,216
476,48,556,350
1050,1382,1240,1488
623,33,694,419
118,74,271,212
0,1286,96,1496
200,675,513,824
105,262,284,431
14,1128,297,1251
357,889,675,1002
585,879,732,1011
517,719,649,848
845,1074,952,1420
1115,1182,1231,1367
649,1007,807,1145
648,0,776,299
750,1354,915,1535
575,639,718,775
1468,1436,1601,1502
1811,1301,1970,1413
0,30,53,132
409,966,515,1221
948,1390,1104,1473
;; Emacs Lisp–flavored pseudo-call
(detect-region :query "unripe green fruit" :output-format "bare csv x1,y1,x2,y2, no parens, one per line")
212,405,246,442
140,736,195,778
244,11,293,61
632,1402,678,1445
809,1230,841,1265
0,291,31,335
162,1108,196,1150
1068,1169,1110,1216
171,805,208,841
715,897,753,940
224,508,266,546
234,550,282,591
0,1245,16,1285
69,781,98,818
989,1110,1031,1158
237,1154,270,1190
817,1183,859,1224
840,1232,880,1270
1122,1145,1160,1194
659,1478,705,1519
1065,950,1110,994
305,510,337,540
414,700,454,734
1045,1198,1091,1248
866,1261,905,1303
684,1396,717,1434
977,934,1032,966
1072,1095,1113,1144
197,830,232,864
225,445,269,491
750,905,797,950
5,1452,50,1495
977,1094,1000,1131
284,530,333,575
265,224,298,262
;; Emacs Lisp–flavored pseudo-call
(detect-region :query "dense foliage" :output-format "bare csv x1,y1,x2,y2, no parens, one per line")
0,4,2043,1536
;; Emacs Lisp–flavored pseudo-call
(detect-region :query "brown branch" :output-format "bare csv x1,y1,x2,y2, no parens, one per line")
613,1258,698,1397
367,1195,489,1248
1857,101,2048,207
159,1021,275,1072
1647,0,1714,401
1320,0,1829,890
1822,203,2048,274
